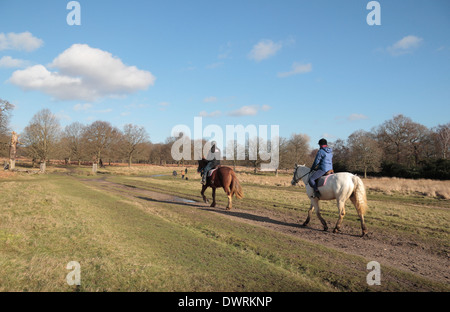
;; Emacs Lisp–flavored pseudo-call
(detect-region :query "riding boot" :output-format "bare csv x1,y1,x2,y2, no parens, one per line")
201,174,207,185
313,189,321,199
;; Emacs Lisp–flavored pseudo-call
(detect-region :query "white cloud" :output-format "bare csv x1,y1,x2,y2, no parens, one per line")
261,105,271,111
277,62,312,78
248,39,282,62
347,113,368,121
94,108,113,113
9,44,156,101
228,105,259,117
203,96,218,103
199,110,222,118
387,35,423,55
0,31,43,52
73,103,92,111
218,41,232,59
158,102,170,111
227,105,272,117
0,56,29,68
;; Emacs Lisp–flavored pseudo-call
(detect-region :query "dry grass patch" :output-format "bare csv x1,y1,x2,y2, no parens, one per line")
363,177,450,199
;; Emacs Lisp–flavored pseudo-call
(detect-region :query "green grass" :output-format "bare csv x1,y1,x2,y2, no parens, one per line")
1,170,448,292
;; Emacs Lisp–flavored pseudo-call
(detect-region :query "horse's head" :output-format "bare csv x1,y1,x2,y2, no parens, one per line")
197,157,207,173
291,164,308,186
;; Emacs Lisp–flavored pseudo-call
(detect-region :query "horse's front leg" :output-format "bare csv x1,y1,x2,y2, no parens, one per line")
210,187,216,207
303,203,314,226
201,185,209,204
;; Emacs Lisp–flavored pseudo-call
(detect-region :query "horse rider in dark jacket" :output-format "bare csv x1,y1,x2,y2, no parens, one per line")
201,141,221,185
309,138,334,198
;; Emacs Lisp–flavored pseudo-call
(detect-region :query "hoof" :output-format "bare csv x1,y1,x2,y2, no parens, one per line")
323,227,328,232
302,222,308,227
210,202,216,208
361,232,369,238
333,228,341,234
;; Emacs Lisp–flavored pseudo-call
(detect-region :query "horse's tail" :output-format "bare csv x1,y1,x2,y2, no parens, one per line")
351,175,368,216
230,171,244,199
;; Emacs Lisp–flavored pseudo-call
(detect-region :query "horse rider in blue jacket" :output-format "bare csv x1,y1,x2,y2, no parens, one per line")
201,141,221,185
309,138,334,198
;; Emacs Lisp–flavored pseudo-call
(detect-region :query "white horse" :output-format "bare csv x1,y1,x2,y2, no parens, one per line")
291,164,368,237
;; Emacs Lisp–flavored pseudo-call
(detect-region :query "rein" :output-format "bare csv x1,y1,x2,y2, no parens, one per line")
293,167,312,184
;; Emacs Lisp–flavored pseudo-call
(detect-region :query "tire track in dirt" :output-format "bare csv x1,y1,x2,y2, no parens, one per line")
80,177,450,287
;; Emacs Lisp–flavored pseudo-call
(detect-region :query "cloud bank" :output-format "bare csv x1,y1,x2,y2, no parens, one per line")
0,31,43,52
9,44,156,101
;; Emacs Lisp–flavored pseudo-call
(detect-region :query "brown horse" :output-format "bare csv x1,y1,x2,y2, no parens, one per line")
197,158,244,210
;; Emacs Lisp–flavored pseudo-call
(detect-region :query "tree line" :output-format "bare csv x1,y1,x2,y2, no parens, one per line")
0,102,448,179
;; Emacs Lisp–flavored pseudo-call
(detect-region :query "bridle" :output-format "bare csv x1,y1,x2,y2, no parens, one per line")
292,166,313,184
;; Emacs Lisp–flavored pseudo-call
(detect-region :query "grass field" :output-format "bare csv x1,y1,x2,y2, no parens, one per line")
0,164,449,292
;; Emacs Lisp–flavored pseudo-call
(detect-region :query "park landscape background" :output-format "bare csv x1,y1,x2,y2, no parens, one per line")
1,1,449,293
0,104,449,291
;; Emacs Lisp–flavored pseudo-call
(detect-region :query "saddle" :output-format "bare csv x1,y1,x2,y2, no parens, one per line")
206,166,221,185
207,167,219,177
316,170,334,188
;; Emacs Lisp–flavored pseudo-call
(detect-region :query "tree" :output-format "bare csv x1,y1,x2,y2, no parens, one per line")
376,114,430,167
281,133,311,168
0,99,14,157
82,121,120,164
347,130,383,178
121,124,149,167
0,98,14,135
331,138,350,172
434,123,450,160
62,122,86,165
22,109,61,169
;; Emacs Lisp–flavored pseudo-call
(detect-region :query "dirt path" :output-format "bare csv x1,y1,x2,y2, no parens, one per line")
80,177,449,286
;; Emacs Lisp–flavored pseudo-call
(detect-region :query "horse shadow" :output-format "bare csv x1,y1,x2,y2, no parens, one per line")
136,195,361,237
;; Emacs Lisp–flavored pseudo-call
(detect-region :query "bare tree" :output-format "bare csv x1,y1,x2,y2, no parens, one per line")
0,99,14,135
0,99,14,157
281,133,311,167
434,123,450,159
347,130,383,178
121,124,149,167
21,109,61,170
82,121,120,165
62,122,86,165
376,114,430,166
331,138,350,171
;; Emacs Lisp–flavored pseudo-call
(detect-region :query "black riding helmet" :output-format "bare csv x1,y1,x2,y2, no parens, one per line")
318,138,327,146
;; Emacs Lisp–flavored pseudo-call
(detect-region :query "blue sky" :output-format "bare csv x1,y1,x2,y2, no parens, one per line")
0,0,449,147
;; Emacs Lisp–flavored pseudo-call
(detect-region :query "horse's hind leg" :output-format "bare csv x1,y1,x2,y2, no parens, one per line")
303,203,314,226
223,183,232,210
350,195,368,237
333,199,346,233
210,188,216,207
